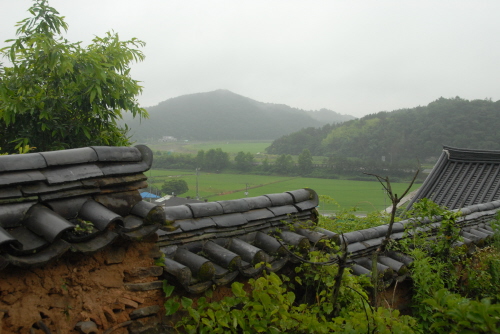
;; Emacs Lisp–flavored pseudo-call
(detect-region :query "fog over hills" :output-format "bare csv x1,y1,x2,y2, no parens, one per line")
123,90,354,142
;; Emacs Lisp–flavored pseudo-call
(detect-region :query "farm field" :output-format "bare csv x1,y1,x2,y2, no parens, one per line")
145,169,420,214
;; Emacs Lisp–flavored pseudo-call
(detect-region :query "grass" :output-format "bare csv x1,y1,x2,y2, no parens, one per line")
145,169,420,214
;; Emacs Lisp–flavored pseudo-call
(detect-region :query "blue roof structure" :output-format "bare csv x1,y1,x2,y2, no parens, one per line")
140,192,160,199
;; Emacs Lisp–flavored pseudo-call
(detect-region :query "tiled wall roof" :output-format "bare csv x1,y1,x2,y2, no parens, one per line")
0,145,164,270
408,146,500,209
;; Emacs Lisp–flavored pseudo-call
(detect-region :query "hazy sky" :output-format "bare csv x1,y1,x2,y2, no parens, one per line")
2,0,499,117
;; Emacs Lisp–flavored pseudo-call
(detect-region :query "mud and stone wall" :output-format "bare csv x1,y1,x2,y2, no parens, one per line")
0,235,166,334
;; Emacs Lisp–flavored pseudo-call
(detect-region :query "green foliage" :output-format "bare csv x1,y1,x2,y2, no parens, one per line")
459,246,500,300
405,198,463,263
0,0,147,153
267,96,500,165
294,249,372,317
161,178,189,195
273,154,295,174
74,219,94,234
234,151,254,172
317,196,390,233
297,148,313,175
425,289,500,334
266,124,337,155
196,148,230,172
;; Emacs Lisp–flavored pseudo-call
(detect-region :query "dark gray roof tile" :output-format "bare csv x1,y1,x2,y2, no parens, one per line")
0,227,21,248
347,242,367,253
7,226,49,254
342,231,365,244
187,202,224,218
45,197,90,219
70,230,118,254
174,247,215,281
176,217,216,232
211,213,248,228
39,187,100,202
94,191,142,217
24,205,74,242
242,196,272,210
286,189,312,203
294,200,319,211
122,215,146,232
0,202,36,228
203,241,241,270
79,200,123,231
4,239,70,268
0,170,46,186
359,228,382,240
21,181,83,195
164,205,193,222
0,153,47,172
228,238,267,265
81,174,147,188
135,145,153,170
40,147,98,166
41,164,103,184
121,224,159,240
243,209,275,221
131,201,165,225
0,187,22,199
217,199,250,214
264,193,294,206
98,162,150,176
91,146,142,162
266,205,298,217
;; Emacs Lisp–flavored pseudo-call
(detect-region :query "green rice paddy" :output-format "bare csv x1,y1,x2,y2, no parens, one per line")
145,169,420,214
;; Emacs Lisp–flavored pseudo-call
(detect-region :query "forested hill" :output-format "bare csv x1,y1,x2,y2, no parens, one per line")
266,97,500,162
123,90,354,141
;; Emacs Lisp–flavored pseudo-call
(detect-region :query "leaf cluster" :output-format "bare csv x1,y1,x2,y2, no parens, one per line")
0,0,147,153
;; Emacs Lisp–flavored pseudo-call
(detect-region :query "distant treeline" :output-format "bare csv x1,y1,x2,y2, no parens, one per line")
152,148,419,181
266,97,500,163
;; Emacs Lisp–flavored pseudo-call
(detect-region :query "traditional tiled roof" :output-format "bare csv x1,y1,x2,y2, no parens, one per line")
157,191,499,293
0,145,165,270
157,188,322,293
345,200,499,285
408,146,500,209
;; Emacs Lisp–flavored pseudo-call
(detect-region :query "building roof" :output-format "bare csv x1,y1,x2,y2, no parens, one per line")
408,146,500,210
0,145,165,270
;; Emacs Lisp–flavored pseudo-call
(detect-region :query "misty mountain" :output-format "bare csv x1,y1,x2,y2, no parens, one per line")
122,90,354,142
267,97,500,162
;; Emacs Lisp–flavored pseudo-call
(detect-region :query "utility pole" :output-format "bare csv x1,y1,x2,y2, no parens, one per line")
196,168,200,200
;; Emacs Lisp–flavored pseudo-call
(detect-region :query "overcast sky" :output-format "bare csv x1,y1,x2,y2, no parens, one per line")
2,0,499,118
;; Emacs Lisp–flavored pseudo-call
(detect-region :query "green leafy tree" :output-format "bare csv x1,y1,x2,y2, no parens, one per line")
162,179,189,196
274,154,294,174
203,148,229,172
0,0,147,153
234,151,254,172
297,148,313,175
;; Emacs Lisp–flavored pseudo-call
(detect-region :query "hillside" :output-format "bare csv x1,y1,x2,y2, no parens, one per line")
267,97,500,163
122,90,354,141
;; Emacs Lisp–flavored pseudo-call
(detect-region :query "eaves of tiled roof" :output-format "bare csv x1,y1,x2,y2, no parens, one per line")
408,146,500,209
157,193,499,293
0,145,165,270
